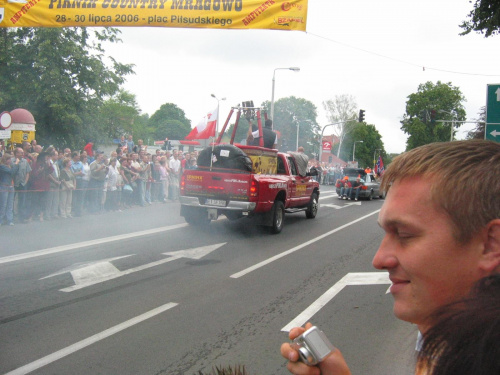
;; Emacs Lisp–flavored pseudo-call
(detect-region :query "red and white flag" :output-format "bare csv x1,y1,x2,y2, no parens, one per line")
185,108,217,140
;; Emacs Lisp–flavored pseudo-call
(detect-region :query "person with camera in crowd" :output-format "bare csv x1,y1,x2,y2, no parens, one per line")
281,140,500,375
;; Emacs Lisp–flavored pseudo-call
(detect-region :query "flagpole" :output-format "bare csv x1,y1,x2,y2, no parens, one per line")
373,149,381,171
211,94,226,141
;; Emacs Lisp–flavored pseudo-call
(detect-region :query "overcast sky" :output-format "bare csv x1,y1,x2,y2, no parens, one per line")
103,0,500,154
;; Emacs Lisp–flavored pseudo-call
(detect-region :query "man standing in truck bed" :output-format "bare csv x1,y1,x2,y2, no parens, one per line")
247,119,278,149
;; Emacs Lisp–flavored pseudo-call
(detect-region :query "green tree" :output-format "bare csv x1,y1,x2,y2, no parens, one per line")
148,103,191,141
466,106,486,139
400,81,466,150
339,122,385,168
460,0,500,37
262,96,319,155
98,90,142,140
323,94,358,158
130,113,151,145
0,27,134,150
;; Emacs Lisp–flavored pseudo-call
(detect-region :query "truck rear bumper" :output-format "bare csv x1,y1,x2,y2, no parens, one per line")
179,196,257,212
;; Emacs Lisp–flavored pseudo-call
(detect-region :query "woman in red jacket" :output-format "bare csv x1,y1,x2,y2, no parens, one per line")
30,152,54,221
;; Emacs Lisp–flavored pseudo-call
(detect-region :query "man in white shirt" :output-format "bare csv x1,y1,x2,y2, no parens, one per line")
168,151,181,200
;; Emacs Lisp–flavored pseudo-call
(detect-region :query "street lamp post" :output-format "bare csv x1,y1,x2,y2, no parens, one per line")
438,109,456,142
353,140,363,164
293,116,300,151
271,67,300,121
318,121,345,163
293,117,313,152
211,93,226,138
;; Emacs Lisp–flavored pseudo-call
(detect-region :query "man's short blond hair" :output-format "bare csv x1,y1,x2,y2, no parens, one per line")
381,140,500,243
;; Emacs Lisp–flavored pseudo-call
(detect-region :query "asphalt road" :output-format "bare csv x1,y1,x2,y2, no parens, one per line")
0,185,417,375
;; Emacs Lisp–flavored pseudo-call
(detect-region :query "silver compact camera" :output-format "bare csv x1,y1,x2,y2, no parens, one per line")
292,326,335,366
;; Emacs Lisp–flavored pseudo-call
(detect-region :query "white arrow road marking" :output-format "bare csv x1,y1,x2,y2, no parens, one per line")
230,210,381,279
322,201,362,209
322,204,344,209
40,255,134,283
281,272,390,332
4,302,178,375
41,243,226,292
0,223,189,265
319,193,338,200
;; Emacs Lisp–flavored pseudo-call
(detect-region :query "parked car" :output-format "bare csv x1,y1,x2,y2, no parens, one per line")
335,168,384,200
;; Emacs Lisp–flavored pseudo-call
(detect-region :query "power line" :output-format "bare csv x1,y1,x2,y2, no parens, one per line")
307,32,500,77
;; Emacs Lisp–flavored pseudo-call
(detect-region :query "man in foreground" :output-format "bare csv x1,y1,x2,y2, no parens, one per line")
281,140,500,374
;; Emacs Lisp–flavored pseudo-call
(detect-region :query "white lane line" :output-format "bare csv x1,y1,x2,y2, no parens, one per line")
3,302,178,375
319,194,339,200
0,223,189,265
281,272,390,332
230,209,381,279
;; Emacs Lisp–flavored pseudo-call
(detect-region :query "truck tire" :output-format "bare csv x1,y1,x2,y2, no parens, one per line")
183,207,211,226
305,192,318,219
270,200,285,234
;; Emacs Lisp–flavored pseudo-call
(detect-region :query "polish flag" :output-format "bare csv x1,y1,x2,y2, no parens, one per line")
185,108,217,140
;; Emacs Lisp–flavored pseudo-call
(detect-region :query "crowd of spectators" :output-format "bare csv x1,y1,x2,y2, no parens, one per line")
311,163,344,185
0,138,199,226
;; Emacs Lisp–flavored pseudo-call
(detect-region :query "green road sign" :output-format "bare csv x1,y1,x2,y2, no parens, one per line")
486,84,500,142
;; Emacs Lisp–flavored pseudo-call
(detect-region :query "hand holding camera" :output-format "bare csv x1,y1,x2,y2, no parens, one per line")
281,323,351,375
291,326,335,366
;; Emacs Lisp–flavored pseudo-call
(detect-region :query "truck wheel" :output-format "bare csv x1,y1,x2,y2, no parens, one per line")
305,192,318,219
270,200,285,234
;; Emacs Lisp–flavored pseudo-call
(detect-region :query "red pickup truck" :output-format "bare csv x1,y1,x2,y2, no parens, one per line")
179,106,320,233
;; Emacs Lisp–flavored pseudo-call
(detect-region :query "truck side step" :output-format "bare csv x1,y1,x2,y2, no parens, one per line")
285,208,307,214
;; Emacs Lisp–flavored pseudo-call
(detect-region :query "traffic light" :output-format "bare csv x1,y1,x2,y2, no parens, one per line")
358,109,365,123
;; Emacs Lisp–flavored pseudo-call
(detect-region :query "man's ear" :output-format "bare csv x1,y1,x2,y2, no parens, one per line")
481,219,500,274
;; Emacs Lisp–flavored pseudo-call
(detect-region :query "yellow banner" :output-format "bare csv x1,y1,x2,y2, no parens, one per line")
0,0,307,30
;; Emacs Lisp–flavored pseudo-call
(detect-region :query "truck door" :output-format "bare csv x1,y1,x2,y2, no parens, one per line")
287,156,310,206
